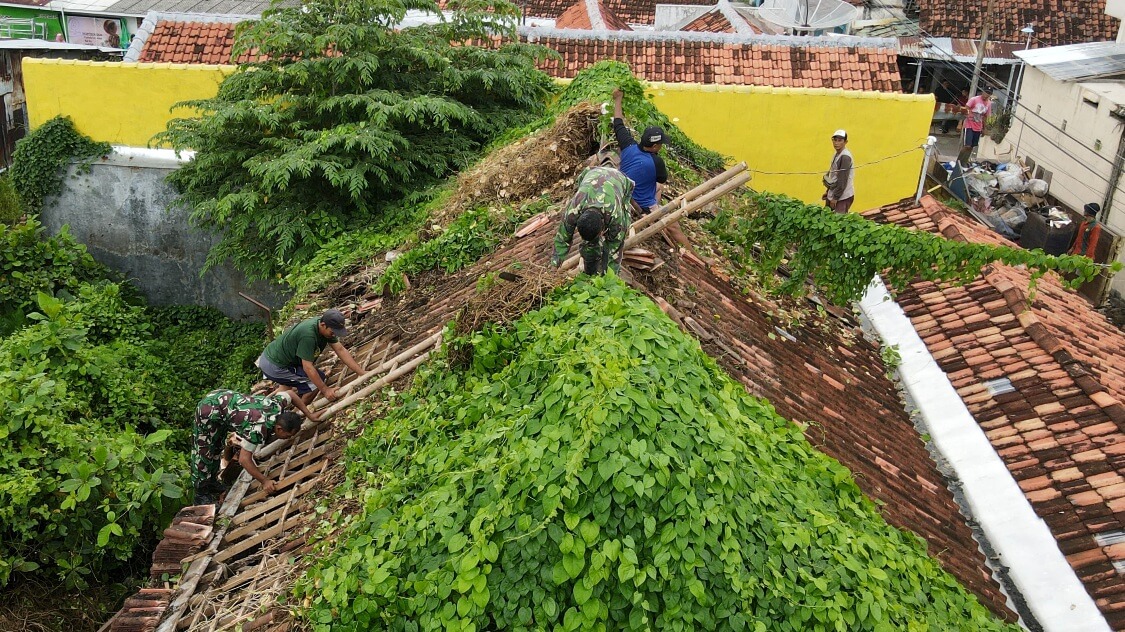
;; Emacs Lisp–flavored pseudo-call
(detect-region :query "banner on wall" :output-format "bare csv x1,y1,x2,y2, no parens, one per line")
66,16,124,48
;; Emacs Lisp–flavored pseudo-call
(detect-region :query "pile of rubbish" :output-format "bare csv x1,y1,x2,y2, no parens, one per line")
949,160,1077,254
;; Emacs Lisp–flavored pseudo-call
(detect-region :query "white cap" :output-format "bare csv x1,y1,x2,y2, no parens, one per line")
832,129,848,139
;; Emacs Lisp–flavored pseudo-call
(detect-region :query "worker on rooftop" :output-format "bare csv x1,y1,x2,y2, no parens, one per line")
256,308,364,407
191,389,303,505
611,88,667,215
552,166,633,275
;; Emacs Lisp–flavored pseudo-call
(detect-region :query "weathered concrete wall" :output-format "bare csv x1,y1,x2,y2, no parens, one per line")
39,148,288,320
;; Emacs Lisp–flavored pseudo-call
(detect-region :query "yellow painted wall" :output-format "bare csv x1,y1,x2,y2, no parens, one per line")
648,83,936,210
23,58,231,148
24,59,933,209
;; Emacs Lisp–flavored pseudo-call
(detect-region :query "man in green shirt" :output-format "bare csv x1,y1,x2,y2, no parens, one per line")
256,308,365,405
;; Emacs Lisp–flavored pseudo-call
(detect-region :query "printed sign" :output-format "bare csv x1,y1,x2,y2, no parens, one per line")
66,16,124,48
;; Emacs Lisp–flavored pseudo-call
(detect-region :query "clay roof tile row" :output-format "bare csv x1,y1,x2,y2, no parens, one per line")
919,0,1119,47
864,196,1125,630
138,20,902,91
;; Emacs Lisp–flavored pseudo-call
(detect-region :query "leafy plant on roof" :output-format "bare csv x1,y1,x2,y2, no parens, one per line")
708,191,1117,306
296,275,1019,631
552,60,727,176
155,0,555,281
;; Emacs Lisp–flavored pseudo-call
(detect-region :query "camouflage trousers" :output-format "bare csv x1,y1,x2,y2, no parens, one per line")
191,413,230,493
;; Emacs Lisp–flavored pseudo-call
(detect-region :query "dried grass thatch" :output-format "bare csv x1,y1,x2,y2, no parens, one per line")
436,103,602,226
448,262,566,366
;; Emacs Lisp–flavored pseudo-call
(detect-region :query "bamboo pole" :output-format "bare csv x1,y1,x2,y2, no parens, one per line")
627,172,752,247
306,330,442,410
630,162,746,234
562,170,751,270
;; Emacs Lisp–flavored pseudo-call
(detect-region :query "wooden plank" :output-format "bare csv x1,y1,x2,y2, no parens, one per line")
154,472,254,632
212,517,298,565
231,473,324,526
240,460,327,507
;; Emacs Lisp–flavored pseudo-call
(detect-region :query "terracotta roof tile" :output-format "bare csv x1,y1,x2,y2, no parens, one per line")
864,196,1125,629
680,8,759,34
919,0,1119,47
554,0,633,30
139,21,902,91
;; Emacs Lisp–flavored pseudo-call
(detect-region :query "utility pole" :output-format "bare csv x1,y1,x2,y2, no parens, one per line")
968,0,996,96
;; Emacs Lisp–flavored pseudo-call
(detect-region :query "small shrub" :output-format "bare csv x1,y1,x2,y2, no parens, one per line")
0,176,22,226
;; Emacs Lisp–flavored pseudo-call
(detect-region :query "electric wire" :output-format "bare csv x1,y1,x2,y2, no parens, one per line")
914,24,1119,173
749,141,927,176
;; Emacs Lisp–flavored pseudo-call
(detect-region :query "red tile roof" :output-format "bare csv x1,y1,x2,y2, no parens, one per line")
137,20,904,92
522,0,713,25
528,35,901,91
919,0,1120,47
681,8,760,34
864,196,1125,630
554,0,633,31
138,20,257,64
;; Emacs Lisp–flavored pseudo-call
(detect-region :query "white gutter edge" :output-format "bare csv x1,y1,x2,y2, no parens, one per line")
858,276,1110,632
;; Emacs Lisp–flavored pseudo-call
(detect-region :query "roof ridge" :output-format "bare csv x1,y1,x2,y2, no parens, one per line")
920,196,1125,429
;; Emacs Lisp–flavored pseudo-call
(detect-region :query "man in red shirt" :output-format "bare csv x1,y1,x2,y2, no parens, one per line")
958,86,993,165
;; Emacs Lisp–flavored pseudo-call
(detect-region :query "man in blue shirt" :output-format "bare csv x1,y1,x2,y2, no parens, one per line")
612,88,668,215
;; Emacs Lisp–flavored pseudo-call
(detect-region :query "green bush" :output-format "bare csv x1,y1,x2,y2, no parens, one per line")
10,116,110,215
0,288,185,588
297,275,1017,631
147,304,266,398
0,176,22,226
0,219,105,336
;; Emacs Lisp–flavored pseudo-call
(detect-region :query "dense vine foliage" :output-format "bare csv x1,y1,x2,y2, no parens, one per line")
376,198,549,294
156,0,554,280
0,222,265,589
708,192,1116,306
0,220,106,334
10,116,111,214
552,61,726,175
0,286,185,588
297,276,1017,631
0,176,22,226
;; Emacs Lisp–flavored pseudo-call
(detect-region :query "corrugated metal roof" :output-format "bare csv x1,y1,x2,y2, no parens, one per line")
898,35,1022,65
1015,41,1125,82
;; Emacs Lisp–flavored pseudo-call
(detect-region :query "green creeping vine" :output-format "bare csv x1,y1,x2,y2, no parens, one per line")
375,198,550,295
296,275,1018,632
10,117,111,215
708,192,1116,306
551,61,727,175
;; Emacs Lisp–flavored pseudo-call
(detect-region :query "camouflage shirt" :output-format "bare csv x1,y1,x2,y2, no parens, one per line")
196,389,283,450
553,166,634,274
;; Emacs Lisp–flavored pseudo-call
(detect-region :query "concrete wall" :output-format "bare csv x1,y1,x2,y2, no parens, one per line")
24,58,933,212
1004,66,1125,293
649,82,935,210
23,58,233,147
39,148,287,320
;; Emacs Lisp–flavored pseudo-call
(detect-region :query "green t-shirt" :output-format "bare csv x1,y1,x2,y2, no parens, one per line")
264,316,336,367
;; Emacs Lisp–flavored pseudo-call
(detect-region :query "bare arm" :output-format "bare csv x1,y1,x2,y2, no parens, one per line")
302,357,335,400
613,88,624,120
330,341,364,375
281,386,320,422
238,447,277,494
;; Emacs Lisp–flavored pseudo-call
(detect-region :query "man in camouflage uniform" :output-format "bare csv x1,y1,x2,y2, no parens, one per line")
552,166,634,275
191,389,303,504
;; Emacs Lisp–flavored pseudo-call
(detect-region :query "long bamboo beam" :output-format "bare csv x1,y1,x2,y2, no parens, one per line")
562,169,751,270
630,162,746,234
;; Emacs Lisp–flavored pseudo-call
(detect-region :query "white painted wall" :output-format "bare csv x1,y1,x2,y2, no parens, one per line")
1006,66,1125,293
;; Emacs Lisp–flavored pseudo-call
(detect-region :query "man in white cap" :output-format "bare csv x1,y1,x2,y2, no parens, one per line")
823,130,855,214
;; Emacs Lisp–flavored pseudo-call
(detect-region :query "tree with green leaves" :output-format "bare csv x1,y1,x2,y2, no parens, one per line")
156,0,555,280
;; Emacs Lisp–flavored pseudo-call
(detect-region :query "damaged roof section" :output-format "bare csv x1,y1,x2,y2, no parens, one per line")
865,195,1125,630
